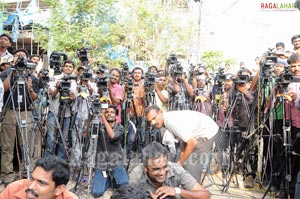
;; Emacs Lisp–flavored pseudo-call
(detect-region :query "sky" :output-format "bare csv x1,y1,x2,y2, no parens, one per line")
199,0,300,71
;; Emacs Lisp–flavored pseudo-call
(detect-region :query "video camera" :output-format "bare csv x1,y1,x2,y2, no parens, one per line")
38,69,51,87
80,68,93,81
12,55,35,71
170,62,183,82
167,53,177,65
50,52,68,75
214,67,226,85
96,64,108,74
96,76,109,90
59,74,77,100
77,47,91,66
90,95,102,115
145,69,156,86
276,65,294,87
233,68,251,84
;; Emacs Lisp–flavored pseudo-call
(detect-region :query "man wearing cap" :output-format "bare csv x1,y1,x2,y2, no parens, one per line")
0,33,13,65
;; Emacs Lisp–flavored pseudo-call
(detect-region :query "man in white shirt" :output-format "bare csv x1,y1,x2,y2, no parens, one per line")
145,105,220,182
0,33,13,65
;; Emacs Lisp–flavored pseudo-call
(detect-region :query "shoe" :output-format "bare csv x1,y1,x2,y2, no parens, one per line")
244,175,254,188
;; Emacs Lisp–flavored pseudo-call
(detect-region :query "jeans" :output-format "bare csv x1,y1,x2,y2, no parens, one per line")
91,166,128,198
44,111,71,160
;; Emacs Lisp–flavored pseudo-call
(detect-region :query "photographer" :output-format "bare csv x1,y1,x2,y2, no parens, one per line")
1,48,39,186
282,53,300,197
30,54,40,78
108,68,124,123
91,105,128,198
168,63,194,111
191,71,213,117
44,60,77,160
216,74,233,127
69,71,94,169
154,73,168,112
129,142,210,199
126,67,146,154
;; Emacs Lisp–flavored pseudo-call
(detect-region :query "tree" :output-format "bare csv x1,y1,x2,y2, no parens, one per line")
201,50,235,71
34,0,120,67
32,0,199,68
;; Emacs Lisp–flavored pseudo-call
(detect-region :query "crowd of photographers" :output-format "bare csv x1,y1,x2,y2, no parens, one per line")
1,32,300,198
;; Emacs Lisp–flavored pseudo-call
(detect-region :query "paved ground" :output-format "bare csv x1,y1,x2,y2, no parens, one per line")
0,171,282,199
0,155,284,198
64,171,280,199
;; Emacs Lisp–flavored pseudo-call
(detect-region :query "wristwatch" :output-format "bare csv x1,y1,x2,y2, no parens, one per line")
175,187,181,196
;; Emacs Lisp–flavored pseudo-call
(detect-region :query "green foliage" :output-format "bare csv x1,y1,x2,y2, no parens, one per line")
31,0,199,68
201,50,233,71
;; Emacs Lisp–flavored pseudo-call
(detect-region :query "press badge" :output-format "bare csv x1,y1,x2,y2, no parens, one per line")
102,171,108,178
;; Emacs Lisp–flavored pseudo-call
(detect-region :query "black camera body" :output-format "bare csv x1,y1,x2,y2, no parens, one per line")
214,67,226,85
12,55,35,71
81,69,93,81
276,65,294,87
170,62,183,82
77,47,89,65
96,76,108,89
126,77,134,100
50,52,68,75
96,64,107,74
59,74,77,99
234,74,250,84
38,69,50,87
167,53,177,65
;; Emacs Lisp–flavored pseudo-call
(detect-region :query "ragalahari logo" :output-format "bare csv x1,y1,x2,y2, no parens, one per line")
260,2,300,11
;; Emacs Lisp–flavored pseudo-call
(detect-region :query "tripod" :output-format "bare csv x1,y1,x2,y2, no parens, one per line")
171,92,186,110
125,95,145,171
43,86,72,161
192,88,212,116
144,88,162,146
1,70,39,179
262,87,294,199
221,86,253,192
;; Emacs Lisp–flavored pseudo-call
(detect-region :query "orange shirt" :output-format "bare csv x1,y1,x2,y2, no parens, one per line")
0,179,78,199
